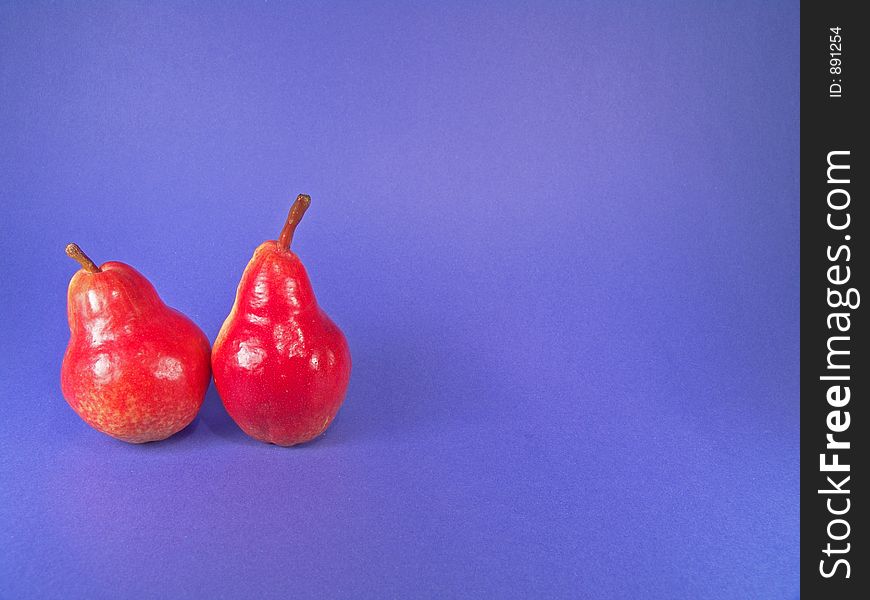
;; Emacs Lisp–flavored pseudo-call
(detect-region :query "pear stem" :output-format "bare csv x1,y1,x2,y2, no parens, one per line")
277,194,312,250
65,243,101,273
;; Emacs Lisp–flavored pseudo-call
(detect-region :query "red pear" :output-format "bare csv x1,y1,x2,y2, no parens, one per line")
61,244,211,443
212,194,351,446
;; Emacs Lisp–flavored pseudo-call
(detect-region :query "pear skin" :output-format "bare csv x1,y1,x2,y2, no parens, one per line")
212,195,351,446
61,244,211,443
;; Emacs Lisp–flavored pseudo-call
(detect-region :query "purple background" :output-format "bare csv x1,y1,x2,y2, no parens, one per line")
1,2,799,598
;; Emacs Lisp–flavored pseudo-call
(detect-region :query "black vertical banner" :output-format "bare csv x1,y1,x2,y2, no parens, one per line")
801,1,867,597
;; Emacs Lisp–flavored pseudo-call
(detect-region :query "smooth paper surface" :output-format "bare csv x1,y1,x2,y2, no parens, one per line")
0,3,799,598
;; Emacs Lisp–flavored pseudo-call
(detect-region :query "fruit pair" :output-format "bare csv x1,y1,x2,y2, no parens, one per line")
61,195,351,446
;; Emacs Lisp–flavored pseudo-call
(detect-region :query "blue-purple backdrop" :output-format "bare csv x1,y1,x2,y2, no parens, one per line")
1,2,799,598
